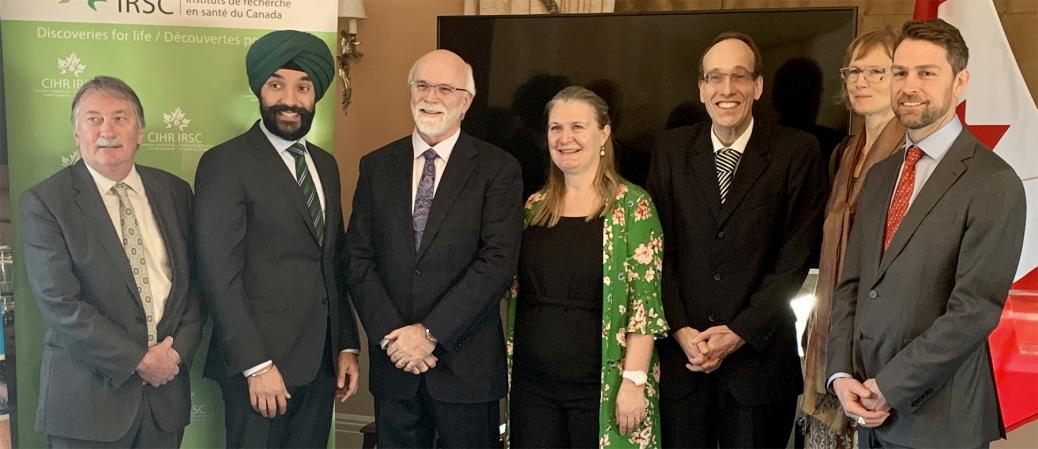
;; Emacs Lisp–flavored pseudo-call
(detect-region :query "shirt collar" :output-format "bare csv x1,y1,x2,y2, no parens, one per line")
259,119,307,153
711,117,754,155
85,162,144,196
411,128,461,161
905,115,962,161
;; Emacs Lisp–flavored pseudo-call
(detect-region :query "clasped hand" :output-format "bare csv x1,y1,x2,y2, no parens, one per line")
136,336,180,387
383,323,438,375
832,377,891,428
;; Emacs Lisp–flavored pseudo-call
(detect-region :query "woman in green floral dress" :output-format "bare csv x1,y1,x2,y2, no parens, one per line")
505,86,669,449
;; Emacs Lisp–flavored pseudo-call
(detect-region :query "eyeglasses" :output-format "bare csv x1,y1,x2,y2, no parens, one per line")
409,80,471,97
839,66,887,83
702,69,756,85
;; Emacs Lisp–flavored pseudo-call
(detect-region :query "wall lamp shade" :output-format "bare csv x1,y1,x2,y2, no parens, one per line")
338,0,366,19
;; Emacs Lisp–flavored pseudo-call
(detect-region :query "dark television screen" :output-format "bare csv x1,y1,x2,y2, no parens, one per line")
439,8,856,194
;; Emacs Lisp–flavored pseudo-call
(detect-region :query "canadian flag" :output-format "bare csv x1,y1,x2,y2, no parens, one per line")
914,0,1038,431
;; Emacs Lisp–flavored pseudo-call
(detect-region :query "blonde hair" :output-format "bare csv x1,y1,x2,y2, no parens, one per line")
531,86,624,227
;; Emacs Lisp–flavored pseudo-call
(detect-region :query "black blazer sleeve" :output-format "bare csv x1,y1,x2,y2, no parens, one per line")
193,148,269,373
646,136,692,332
420,153,522,351
728,133,828,349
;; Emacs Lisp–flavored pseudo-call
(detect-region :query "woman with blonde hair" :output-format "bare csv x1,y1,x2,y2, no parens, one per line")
505,86,669,449
800,26,905,449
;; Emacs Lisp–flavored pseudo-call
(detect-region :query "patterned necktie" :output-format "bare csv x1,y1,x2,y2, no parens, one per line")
715,147,741,204
883,146,925,253
413,149,438,250
112,183,157,346
286,143,325,245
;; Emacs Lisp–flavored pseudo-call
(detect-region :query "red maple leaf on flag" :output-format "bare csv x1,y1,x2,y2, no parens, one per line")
956,101,1010,150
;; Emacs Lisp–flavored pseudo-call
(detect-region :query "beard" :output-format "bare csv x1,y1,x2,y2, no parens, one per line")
894,90,952,130
411,100,464,139
260,102,315,141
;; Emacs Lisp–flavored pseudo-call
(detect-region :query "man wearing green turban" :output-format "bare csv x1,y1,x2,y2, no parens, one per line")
193,29,361,449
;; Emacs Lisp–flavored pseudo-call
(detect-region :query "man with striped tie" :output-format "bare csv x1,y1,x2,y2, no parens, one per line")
193,30,361,449
647,32,829,448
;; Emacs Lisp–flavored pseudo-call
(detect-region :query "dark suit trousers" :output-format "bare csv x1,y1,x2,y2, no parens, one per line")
47,393,182,449
375,376,500,449
219,331,336,449
660,374,796,449
857,429,989,449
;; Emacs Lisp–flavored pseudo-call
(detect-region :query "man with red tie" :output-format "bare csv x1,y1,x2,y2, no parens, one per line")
827,19,1026,449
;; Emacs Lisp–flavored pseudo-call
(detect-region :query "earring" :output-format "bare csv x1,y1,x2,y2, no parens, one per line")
599,145,606,157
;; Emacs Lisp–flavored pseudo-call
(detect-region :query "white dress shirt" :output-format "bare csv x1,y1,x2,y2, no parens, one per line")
710,117,755,160
84,164,173,327
827,116,963,391
410,128,461,211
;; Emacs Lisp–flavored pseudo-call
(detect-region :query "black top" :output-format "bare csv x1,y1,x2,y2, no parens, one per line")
513,216,604,385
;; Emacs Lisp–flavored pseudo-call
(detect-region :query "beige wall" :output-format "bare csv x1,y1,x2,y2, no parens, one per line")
330,0,1038,446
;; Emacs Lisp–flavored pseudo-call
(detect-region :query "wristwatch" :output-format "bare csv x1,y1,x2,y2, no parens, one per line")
424,327,438,343
622,370,648,386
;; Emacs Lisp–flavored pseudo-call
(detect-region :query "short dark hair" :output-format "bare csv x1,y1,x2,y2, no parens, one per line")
70,76,146,129
699,31,763,79
897,19,969,74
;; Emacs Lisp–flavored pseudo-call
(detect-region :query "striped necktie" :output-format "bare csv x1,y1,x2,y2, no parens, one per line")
715,147,741,203
286,143,325,245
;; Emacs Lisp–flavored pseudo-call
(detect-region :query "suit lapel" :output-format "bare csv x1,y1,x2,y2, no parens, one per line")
70,162,141,303
716,124,770,227
417,134,476,259
390,141,418,256
688,128,721,225
874,132,973,282
139,170,181,320
245,123,321,245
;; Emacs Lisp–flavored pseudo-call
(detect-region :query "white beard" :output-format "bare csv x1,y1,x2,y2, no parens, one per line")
412,101,463,138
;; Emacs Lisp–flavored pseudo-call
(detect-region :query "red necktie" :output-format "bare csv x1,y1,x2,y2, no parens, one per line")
883,146,925,253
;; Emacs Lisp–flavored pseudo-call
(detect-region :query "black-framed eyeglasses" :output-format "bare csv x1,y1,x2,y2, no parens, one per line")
702,69,756,85
409,80,471,96
840,66,886,83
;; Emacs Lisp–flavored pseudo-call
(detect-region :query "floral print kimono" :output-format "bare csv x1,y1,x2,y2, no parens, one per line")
505,181,670,449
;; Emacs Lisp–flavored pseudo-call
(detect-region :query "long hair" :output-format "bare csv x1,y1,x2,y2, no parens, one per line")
530,86,624,228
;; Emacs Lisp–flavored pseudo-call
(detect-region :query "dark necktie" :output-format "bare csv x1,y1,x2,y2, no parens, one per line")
413,149,437,250
883,146,925,253
286,143,325,245
715,147,741,204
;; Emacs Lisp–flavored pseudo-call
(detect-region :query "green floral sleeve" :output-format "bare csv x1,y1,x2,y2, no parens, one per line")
623,192,669,337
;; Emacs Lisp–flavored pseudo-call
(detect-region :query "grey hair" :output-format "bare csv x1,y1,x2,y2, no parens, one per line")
70,75,146,129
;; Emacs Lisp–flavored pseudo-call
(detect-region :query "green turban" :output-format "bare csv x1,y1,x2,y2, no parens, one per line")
246,30,334,101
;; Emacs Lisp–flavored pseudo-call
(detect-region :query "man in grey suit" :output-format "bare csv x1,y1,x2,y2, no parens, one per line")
21,76,203,448
827,19,1026,449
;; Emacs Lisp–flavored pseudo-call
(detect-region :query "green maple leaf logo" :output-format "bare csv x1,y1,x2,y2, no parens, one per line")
59,0,107,11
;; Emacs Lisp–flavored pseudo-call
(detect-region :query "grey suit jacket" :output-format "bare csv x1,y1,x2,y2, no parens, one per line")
827,129,1025,448
21,161,203,442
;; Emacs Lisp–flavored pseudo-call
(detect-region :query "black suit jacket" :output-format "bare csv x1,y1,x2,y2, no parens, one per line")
194,122,360,386
21,161,203,441
346,132,522,403
827,129,1025,447
647,121,828,406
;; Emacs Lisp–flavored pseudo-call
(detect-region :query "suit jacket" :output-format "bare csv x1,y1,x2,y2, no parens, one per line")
194,122,360,386
346,132,522,403
21,161,203,441
826,129,1025,448
646,120,828,406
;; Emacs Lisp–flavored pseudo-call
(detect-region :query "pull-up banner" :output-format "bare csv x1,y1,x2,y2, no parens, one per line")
0,1,338,447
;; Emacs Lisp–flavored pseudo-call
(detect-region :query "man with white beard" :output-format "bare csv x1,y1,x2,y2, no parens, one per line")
345,49,523,448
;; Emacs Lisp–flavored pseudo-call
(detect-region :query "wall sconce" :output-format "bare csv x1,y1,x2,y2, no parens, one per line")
338,0,366,115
